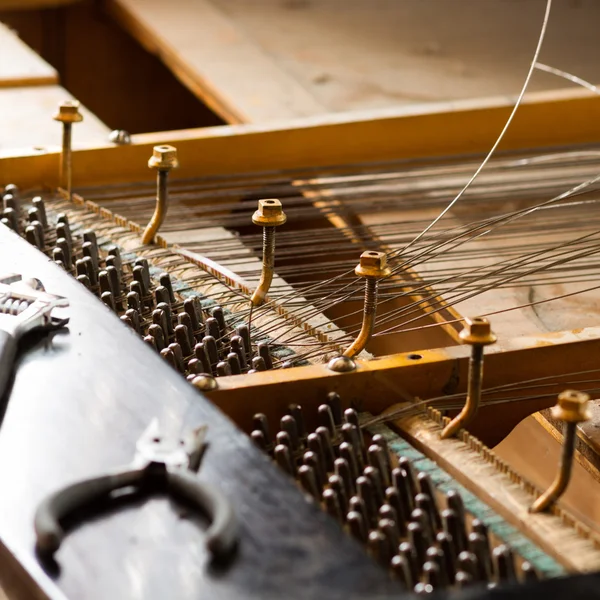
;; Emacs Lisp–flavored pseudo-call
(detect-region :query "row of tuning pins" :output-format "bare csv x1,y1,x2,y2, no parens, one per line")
251,393,539,593
2,186,50,248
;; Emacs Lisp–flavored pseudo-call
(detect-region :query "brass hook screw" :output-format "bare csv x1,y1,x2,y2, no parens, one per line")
530,390,591,513
141,145,179,245
250,199,286,306
343,251,391,358
440,316,496,439
53,101,83,200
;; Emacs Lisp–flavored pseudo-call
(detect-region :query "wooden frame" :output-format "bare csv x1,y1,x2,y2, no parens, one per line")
2,87,600,477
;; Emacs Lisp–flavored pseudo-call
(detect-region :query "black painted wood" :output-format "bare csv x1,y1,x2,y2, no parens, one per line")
0,225,403,599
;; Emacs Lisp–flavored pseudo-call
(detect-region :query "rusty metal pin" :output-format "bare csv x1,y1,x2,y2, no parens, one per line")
206,317,220,343
318,404,337,437
371,434,391,473
142,145,178,244
468,532,492,582
54,100,83,199
303,451,324,491
521,561,539,582
441,316,497,439
441,508,467,555
288,404,306,440
155,285,171,306
328,475,348,515
226,352,241,375
177,313,196,348
356,476,378,528
307,433,326,476
152,308,169,342
101,291,116,312
458,551,480,582
385,487,407,535
251,356,266,371
341,423,364,471
194,342,212,374
168,343,185,372
216,361,232,377
390,554,413,590
445,490,467,550
334,457,355,498
454,571,472,588
274,444,295,477
175,324,193,356
531,390,591,513
343,251,391,357
184,297,203,333
160,347,176,369
339,442,359,481
127,290,141,313
346,510,367,544
235,324,251,361
368,530,391,568
203,336,219,373
423,560,443,589
316,426,335,472
398,541,419,584
410,508,433,548
326,391,343,425
323,488,343,523
492,545,516,582
187,358,202,375
407,521,427,566
156,302,174,336
148,323,165,351
280,415,300,453
125,308,140,333
257,342,273,369
250,199,286,306
298,464,320,500
378,518,400,556
423,546,453,587
32,197,47,227
436,531,457,582
251,430,268,452
415,493,441,537
368,444,390,488
363,465,384,507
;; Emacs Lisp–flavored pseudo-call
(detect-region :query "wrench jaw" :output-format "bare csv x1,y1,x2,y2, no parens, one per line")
0,274,69,338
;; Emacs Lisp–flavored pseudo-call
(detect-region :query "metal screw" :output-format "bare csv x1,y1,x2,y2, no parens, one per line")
327,355,356,373
141,145,179,244
53,101,83,199
108,130,131,145
343,251,391,358
191,374,218,392
250,199,286,306
440,316,496,439
530,390,591,513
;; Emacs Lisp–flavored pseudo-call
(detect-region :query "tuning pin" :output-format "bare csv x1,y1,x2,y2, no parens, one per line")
368,530,391,568
318,404,337,438
226,352,242,375
346,510,368,544
445,490,467,551
148,323,165,351
458,551,480,582
56,237,71,268
184,297,203,333
101,291,116,312
341,423,364,471
407,522,427,566
194,342,212,375
230,335,248,371
468,532,492,582
392,466,415,516
378,518,400,557
187,358,202,375
175,324,193,356
156,302,174,336
334,457,355,499
326,392,343,425
339,442,359,481
160,347,177,369
368,443,390,488
127,290,141,313
390,554,413,590
398,541,419,584
152,308,169,342
258,342,273,370
76,273,91,289
316,426,335,472
133,265,149,298
384,487,407,536
323,488,343,523
56,218,72,248
356,476,378,529
25,225,42,250
274,444,295,477
155,285,171,306
251,356,267,371
106,246,122,278
177,312,196,347
206,317,220,342
251,429,268,452
280,415,300,454
81,256,97,287
521,561,538,582
436,531,457,583
216,361,232,377
203,335,219,374
2,207,18,232
298,464,320,500
492,545,516,582
363,465,384,507
125,308,140,333
212,306,228,341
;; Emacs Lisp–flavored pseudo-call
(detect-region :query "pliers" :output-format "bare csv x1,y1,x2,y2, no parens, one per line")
0,273,69,400
34,419,238,560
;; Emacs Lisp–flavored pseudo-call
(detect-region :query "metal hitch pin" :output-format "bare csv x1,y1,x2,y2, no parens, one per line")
440,316,496,439
530,390,591,513
343,251,390,358
141,145,179,244
53,101,83,200
250,199,286,306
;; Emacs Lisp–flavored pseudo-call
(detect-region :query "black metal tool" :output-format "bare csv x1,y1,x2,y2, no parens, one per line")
34,419,238,560
0,273,68,399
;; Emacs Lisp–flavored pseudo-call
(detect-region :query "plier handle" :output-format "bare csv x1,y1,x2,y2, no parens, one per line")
34,420,238,561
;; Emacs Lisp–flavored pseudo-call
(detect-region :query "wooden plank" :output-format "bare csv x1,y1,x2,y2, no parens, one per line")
0,85,109,154
0,224,401,599
215,0,600,114
2,87,600,188
0,0,79,9
106,0,327,124
0,22,56,87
